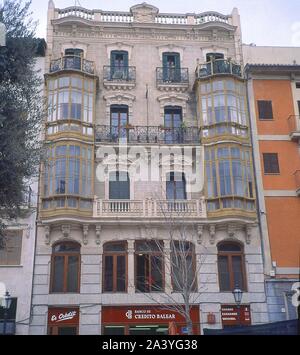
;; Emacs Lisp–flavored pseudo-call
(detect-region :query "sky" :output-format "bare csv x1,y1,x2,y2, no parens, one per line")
30,0,300,47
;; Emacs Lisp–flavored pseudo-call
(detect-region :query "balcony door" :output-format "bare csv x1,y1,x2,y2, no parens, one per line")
109,172,130,200
164,106,183,143
110,105,129,141
166,172,187,200
162,52,180,82
111,51,129,80
64,48,83,70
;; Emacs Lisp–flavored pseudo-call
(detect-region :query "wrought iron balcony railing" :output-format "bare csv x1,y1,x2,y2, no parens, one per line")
93,199,207,218
156,67,189,85
103,66,136,82
50,55,95,75
95,125,200,144
196,59,242,79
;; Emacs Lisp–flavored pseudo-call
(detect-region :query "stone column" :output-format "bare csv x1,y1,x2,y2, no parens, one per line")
127,240,135,294
164,240,172,294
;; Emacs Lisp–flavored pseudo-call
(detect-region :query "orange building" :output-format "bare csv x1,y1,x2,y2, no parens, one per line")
245,63,300,322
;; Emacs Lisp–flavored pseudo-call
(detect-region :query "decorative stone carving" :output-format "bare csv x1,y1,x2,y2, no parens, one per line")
61,224,71,239
130,3,159,23
82,224,89,245
44,225,50,245
209,224,216,245
245,224,252,245
95,225,101,245
197,224,204,244
227,224,236,238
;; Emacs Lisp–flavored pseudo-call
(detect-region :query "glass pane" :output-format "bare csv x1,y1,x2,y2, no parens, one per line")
104,242,126,252
57,327,77,335
52,256,64,292
151,255,163,291
219,160,232,196
232,255,244,290
103,326,125,335
53,243,80,253
218,243,241,252
67,256,79,292
104,255,113,292
136,254,148,292
116,255,126,292
218,256,231,291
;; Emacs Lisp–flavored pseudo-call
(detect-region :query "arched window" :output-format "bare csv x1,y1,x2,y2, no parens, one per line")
171,241,197,292
135,241,164,293
217,242,247,292
50,242,81,293
103,242,127,293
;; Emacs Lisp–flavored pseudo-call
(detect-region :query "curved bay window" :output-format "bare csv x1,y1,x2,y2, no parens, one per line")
47,75,95,136
43,143,93,210
50,242,81,293
103,242,127,293
171,241,197,292
205,145,255,212
218,242,247,292
135,241,164,293
200,78,248,138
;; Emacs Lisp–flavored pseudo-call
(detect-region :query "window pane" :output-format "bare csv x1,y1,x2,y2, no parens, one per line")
258,100,273,119
52,256,65,292
104,255,113,292
232,255,244,290
0,232,22,265
136,254,148,292
263,153,280,174
57,327,77,335
104,242,126,252
218,255,231,291
53,242,80,253
151,255,163,292
218,243,241,252
67,256,79,292
116,255,126,292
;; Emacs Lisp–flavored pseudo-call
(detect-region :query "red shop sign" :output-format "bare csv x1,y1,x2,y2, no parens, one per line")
48,307,80,325
102,306,200,325
221,305,251,326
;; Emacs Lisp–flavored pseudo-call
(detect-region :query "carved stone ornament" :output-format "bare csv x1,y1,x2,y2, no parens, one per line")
245,225,252,245
44,225,50,245
227,224,236,238
197,224,204,244
95,225,101,245
209,225,216,245
61,224,71,239
83,224,89,245
130,3,159,23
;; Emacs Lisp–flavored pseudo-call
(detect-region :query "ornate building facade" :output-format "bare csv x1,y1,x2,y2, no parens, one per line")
29,1,268,335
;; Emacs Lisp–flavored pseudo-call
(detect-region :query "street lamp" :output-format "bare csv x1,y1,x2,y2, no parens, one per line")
1,291,12,335
232,285,243,327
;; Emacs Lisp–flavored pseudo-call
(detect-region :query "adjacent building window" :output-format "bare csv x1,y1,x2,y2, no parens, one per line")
296,82,300,89
0,231,22,265
164,106,183,143
110,105,129,141
200,79,248,138
257,100,273,120
110,51,129,80
206,52,224,62
166,172,187,200
109,171,130,200
103,242,127,293
263,153,280,174
218,242,247,292
205,145,255,211
171,241,196,292
43,144,93,208
47,75,94,134
50,242,81,293
135,241,164,293
297,101,300,115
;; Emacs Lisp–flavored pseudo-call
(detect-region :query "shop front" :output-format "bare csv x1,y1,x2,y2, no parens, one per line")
47,307,79,335
102,306,200,335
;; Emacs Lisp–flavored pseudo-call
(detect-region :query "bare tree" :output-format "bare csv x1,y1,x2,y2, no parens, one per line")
133,197,209,336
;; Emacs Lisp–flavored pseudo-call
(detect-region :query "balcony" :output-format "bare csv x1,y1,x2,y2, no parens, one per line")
156,67,189,91
103,66,136,90
294,170,300,196
95,125,200,144
287,115,300,141
50,55,95,75
196,59,242,79
93,199,207,219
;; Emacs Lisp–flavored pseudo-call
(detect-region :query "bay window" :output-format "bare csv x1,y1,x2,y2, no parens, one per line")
205,145,255,211
200,79,248,138
47,75,94,135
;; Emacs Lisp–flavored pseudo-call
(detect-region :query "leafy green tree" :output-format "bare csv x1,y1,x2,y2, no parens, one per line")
0,0,45,246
